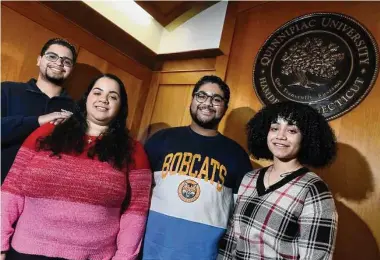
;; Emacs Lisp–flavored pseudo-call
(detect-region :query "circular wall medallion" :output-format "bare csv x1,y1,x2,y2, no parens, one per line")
253,12,379,120
177,179,201,203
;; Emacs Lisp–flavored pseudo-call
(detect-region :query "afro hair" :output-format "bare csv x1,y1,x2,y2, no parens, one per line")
247,101,337,168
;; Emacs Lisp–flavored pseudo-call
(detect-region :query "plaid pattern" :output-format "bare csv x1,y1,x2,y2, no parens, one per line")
218,167,337,260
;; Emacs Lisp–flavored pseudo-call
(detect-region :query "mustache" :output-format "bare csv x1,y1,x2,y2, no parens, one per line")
47,64,66,72
197,104,216,112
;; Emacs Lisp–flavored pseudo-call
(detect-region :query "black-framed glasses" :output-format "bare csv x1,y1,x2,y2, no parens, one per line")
44,52,74,67
193,91,226,106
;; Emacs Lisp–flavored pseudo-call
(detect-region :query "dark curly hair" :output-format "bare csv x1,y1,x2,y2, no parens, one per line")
40,38,77,63
192,75,230,107
37,74,134,170
247,101,337,168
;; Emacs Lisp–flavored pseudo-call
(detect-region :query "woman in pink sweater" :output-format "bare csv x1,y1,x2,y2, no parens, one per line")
1,74,152,260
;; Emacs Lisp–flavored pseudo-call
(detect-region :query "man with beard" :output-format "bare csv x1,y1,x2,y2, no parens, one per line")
142,75,252,260
1,38,76,183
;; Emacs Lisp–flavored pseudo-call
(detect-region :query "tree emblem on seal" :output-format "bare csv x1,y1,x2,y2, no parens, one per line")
281,37,345,88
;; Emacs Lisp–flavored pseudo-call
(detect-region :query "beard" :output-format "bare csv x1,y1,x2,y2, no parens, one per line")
190,105,223,130
46,74,65,85
44,67,66,85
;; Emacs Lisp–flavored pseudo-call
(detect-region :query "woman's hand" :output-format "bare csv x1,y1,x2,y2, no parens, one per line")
38,109,73,126
1,253,6,260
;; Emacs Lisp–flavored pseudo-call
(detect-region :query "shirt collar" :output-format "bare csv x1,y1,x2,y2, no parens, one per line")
26,78,71,99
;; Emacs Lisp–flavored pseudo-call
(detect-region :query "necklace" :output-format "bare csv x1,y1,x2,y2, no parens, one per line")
266,166,273,188
87,135,98,144
280,171,295,178
266,165,302,188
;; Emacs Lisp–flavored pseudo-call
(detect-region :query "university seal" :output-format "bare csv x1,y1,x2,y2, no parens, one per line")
253,12,378,120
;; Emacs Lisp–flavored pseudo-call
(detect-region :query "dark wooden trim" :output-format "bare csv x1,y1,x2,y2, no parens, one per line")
135,1,192,27
219,1,239,55
215,1,239,80
236,1,270,14
40,1,157,70
135,1,219,29
159,69,215,73
156,48,223,61
136,72,161,142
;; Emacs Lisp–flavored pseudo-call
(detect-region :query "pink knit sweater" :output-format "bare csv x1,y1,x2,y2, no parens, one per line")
1,124,152,260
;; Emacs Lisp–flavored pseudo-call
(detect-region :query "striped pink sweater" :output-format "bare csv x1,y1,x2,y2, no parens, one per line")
1,124,152,260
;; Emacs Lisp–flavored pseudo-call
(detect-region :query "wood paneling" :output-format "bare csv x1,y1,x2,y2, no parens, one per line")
156,48,223,62
1,3,152,139
160,70,216,85
1,6,65,83
161,58,216,72
149,84,193,130
136,73,161,141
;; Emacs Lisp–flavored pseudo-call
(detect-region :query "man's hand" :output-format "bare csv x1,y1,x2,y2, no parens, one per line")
38,109,73,126
1,253,6,260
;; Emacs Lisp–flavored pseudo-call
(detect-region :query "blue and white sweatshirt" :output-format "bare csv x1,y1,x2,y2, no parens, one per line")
142,126,253,260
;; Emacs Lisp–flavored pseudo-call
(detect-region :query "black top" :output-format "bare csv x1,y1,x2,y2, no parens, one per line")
1,79,74,182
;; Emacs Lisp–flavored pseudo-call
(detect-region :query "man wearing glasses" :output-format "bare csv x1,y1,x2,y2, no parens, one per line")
1,38,76,183
142,75,252,260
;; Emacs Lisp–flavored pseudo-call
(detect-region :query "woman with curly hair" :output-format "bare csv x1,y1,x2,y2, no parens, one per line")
218,101,337,260
1,74,152,260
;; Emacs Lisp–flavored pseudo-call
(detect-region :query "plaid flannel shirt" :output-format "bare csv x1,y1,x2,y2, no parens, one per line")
218,167,337,260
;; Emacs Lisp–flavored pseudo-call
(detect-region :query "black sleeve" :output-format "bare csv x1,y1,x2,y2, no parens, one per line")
1,83,39,145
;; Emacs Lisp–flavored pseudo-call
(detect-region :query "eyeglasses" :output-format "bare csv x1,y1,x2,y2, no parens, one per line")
44,52,74,67
193,91,226,106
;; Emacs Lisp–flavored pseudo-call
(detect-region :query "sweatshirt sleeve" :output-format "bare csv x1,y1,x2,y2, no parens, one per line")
113,141,152,260
1,124,53,252
1,84,39,145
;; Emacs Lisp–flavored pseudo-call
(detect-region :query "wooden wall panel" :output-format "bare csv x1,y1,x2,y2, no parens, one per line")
1,6,65,82
161,58,216,72
160,70,216,85
1,3,152,139
137,73,161,141
149,84,193,133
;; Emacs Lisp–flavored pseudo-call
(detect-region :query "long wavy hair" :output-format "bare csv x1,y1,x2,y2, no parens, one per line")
37,74,134,171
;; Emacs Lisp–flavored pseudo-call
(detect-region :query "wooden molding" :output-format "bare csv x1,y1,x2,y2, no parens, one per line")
164,2,219,31
135,1,192,27
136,72,161,142
160,70,216,85
157,48,223,61
219,1,239,55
